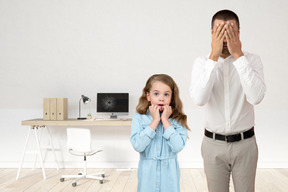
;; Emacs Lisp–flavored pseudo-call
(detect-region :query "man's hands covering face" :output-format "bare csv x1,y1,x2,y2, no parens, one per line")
209,22,244,61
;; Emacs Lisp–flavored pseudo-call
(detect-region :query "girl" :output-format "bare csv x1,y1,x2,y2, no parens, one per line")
130,74,190,192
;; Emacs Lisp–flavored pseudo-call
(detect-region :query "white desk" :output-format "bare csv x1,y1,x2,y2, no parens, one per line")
16,118,132,180
21,118,132,126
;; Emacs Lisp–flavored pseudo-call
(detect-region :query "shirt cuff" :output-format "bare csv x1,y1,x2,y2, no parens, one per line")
233,55,248,72
200,59,218,88
207,59,218,69
163,126,176,140
140,126,156,139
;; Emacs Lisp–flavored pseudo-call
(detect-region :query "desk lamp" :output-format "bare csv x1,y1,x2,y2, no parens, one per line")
77,95,91,120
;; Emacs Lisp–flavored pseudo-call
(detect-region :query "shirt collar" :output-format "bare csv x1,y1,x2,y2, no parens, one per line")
218,55,234,62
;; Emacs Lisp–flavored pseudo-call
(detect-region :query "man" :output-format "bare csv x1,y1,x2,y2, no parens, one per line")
190,10,266,192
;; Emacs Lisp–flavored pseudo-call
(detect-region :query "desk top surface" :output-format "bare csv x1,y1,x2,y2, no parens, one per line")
22,118,132,126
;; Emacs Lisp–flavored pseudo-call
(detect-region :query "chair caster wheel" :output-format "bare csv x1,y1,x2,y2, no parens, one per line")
72,182,77,187
99,180,104,184
60,178,64,182
101,174,105,178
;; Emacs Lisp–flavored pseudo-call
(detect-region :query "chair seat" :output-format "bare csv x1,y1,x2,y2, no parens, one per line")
69,149,103,156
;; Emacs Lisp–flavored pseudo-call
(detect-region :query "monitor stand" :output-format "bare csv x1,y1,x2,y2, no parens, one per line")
110,113,117,119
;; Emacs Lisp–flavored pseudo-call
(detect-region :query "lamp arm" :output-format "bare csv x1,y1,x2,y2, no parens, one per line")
78,98,82,118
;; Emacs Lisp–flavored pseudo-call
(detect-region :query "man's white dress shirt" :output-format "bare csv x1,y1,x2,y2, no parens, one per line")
190,52,266,134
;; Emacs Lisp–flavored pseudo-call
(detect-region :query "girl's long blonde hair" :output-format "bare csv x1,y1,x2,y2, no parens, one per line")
136,74,190,131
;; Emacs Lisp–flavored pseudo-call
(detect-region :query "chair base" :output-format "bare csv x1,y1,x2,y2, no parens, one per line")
60,171,105,186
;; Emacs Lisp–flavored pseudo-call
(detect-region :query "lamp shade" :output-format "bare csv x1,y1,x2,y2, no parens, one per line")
81,95,91,104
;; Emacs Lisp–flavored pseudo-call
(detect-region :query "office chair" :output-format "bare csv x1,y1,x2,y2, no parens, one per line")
60,128,105,187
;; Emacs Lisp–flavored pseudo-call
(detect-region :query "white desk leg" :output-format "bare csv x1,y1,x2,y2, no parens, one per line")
16,127,32,180
33,127,43,170
46,126,59,170
34,127,46,180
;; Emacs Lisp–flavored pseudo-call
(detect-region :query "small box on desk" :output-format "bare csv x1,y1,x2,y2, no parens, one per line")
43,98,68,120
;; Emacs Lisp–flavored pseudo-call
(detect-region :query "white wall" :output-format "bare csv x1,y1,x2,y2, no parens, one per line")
0,0,288,168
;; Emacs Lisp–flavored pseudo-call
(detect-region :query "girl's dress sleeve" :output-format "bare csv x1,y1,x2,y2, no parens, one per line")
130,113,156,152
162,120,187,153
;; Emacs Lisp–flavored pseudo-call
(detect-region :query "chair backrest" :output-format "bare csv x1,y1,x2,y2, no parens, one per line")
67,128,92,153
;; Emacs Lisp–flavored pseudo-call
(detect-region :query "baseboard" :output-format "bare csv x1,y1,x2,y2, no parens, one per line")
1,160,288,168
257,161,288,168
0,161,139,169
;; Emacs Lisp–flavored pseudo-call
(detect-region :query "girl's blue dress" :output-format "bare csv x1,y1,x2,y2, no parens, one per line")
130,112,187,192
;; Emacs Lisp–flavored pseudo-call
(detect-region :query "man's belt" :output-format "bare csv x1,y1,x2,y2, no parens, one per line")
204,127,254,142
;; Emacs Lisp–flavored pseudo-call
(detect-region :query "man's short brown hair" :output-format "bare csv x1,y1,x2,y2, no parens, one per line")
211,10,240,29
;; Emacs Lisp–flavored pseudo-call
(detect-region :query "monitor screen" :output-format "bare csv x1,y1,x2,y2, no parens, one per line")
97,93,129,113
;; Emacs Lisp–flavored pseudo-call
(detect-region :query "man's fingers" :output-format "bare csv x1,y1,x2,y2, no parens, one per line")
218,25,226,40
225,27,232,42
218,23,226,38
220,31,225,41
230,23,238,39
226,23,237,40
214,22,225,38
225,31,231,43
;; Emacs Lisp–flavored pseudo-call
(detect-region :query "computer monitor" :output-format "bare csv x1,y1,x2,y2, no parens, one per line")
97,93,129,119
